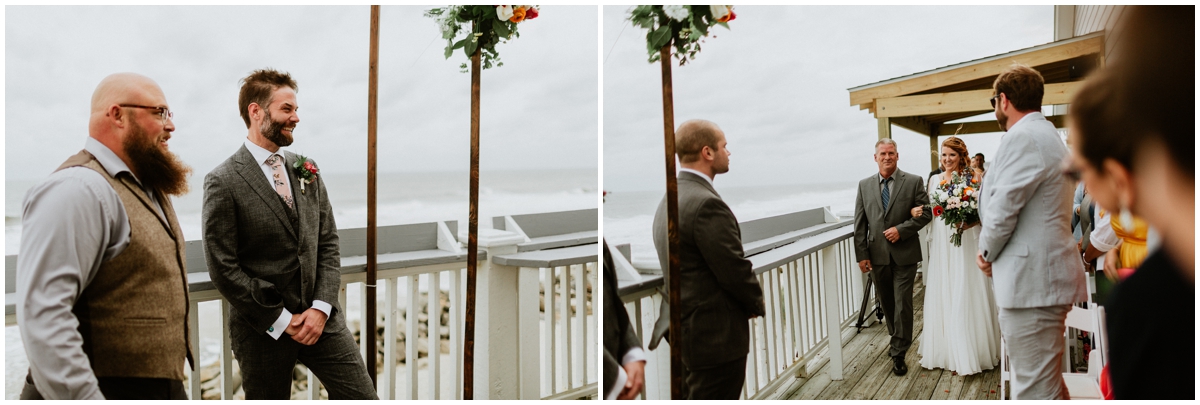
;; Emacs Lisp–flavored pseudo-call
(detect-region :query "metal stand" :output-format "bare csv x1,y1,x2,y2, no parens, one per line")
855,273,883,333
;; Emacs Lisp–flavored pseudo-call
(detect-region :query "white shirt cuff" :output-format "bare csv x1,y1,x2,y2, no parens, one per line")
267,308,293,340
311,300,332,317
607,365,627,400
621,347,646,366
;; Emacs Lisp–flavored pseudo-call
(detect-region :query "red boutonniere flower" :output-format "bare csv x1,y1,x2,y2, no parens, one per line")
292,154,320,194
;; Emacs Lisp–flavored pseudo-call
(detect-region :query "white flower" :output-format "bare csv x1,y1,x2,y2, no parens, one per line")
663,5,689,21
948,196,960,205
496,5,514,21
710,5,730,21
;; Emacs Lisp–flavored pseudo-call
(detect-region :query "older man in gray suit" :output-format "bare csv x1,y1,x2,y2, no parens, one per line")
202,69,376,399
976,65,1087,400
648,119,766,399
854,138,932,377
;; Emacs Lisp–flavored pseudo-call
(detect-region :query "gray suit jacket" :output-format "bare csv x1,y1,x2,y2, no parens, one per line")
202,145,345,337
648,172,766,368
854,170,932,266
978,113,1087,309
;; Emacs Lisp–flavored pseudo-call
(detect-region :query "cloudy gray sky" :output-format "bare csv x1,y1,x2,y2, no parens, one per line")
602,5,1053,192
6,5,598,182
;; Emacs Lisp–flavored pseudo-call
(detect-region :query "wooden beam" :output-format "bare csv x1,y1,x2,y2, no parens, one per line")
928,124,940,171
890,116,933,136
877,117,891,140
936,115,1066,136
876,81,1083,118
849,33,1103,107
365,4,380,386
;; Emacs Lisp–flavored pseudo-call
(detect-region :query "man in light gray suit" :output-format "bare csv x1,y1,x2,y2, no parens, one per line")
648,119,766,399
976,64,1087,400
202,69,376,399
853,138,932,377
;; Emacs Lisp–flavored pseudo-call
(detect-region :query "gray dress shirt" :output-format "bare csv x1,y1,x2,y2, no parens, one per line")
16,137,164,400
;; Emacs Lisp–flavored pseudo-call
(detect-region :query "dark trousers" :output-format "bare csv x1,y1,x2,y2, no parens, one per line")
682,356,748,400
21,371,186,400
871,262,917,358
231,324,378,400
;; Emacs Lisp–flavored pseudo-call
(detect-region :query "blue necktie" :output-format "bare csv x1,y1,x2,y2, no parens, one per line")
881,177,891,210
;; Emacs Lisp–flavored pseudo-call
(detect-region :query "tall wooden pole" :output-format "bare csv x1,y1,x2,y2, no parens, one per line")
659,44,683,400
463,41,482,400
365,4,380,386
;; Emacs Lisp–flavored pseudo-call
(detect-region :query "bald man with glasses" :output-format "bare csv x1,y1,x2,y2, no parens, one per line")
18,73,194,400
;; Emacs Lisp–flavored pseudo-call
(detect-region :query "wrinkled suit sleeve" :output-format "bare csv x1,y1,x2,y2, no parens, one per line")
853,180,870,262
979,132,1043,262
201,171,286,333
313,165,341,308
896,175,932,240
694,198,766,317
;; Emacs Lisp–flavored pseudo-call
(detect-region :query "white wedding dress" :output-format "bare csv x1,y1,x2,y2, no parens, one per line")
919,173,1002,375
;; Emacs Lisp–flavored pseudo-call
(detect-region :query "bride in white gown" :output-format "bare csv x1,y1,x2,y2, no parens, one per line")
914,137,1001,375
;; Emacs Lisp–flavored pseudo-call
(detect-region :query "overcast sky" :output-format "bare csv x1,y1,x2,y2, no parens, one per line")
5,5,598,182
602,5,1054,192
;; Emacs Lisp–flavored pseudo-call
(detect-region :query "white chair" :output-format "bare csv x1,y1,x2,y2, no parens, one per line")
1062,303,1108,400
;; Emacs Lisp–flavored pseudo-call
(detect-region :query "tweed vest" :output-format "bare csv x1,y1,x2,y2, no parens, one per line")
56,150,193,380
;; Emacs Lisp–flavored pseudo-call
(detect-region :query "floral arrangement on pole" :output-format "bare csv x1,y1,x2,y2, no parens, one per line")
425,5,539,72
928,171,981,247
627,5,735,65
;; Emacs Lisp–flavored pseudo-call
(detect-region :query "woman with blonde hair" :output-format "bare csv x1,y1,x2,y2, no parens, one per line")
911,136,1001,375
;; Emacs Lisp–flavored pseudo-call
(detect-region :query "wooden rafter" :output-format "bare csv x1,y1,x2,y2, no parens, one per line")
875,81,1083,119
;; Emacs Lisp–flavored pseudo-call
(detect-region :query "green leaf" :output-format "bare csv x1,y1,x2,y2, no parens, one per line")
716,21,730,30
465,36,478,57
452,38,467,50
649,25,672,49
493,21,510,38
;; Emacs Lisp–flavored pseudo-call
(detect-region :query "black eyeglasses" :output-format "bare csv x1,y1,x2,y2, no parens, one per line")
119,104,173,124
989,94,1001,109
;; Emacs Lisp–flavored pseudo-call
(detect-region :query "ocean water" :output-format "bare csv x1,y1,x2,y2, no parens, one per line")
5,168,599,254
603,180,858,265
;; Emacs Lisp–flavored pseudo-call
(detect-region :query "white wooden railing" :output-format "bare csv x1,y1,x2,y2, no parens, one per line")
6,209,598,401
614,207,869,400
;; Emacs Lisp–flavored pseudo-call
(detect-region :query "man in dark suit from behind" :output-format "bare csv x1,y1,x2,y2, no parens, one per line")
201,69,376,399
603,241,646,400
648,119,766,399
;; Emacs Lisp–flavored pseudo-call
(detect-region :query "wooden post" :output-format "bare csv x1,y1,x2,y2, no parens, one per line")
877,117,891,140
658,44,683,400
929,124,940,172
464,42,482,400
365,4,380,386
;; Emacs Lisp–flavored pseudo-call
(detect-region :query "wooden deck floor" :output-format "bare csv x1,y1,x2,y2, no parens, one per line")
764,278,1005,400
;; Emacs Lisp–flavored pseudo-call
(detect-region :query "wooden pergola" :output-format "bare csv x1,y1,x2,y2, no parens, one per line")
848,31,1105,169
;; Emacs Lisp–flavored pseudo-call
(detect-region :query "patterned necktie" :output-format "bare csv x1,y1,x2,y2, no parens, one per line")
881,177,891,210
266,154,294,209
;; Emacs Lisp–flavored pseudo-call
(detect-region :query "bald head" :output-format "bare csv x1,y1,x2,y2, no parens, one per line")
675,119,723,164
90,73,163,115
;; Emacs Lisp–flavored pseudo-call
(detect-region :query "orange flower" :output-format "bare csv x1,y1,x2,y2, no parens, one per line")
971,176,980,184
715,6,735,23
510,6,526,23
940,178,948,186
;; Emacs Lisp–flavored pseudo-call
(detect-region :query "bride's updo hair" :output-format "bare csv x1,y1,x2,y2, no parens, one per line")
941,136,970,176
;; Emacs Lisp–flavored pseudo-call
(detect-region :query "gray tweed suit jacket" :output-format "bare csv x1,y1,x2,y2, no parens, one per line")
201,145,345,337
648,171,766,369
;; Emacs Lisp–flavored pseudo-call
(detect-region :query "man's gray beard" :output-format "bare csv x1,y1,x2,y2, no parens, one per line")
260,109,293,147
123,122,193,197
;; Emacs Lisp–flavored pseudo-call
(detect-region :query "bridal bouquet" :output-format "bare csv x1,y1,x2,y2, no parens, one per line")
929,171,980,247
